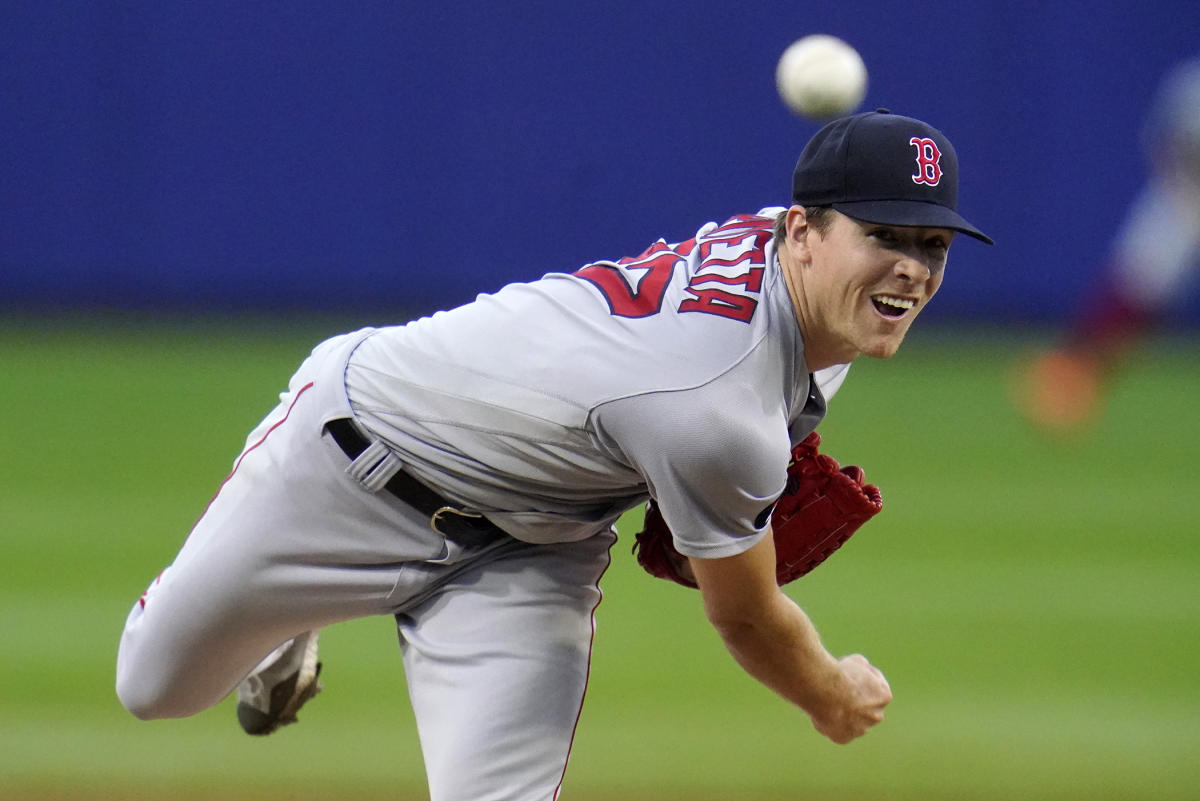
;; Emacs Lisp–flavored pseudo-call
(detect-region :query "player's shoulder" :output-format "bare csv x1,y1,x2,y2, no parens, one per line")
693,207,784,239
686,208,784,273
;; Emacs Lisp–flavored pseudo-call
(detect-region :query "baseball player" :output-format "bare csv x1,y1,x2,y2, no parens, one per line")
1020,57,1200,432
116,110,991,800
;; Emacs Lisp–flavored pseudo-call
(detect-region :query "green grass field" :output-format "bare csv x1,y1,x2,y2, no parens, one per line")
2,314,1197,800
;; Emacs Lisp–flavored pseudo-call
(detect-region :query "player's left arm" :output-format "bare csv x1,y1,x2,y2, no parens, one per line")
689,534,892,744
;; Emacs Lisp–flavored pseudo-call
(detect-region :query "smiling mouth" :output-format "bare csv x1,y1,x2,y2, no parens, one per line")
871,294,915,318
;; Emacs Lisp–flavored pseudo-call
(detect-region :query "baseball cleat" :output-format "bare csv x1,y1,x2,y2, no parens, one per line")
236,631,323,736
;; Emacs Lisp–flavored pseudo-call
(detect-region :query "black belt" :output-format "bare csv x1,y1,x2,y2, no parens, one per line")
325,418,501,539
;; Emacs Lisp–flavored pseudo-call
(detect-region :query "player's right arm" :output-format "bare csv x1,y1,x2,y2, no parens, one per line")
688,532,892,744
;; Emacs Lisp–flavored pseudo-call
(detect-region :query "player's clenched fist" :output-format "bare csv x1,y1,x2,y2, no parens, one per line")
810,654,892,744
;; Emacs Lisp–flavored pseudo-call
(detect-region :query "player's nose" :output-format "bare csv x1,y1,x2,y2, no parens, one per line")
893,254,932,283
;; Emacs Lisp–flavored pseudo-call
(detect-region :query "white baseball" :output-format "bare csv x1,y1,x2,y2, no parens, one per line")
775,35,868,120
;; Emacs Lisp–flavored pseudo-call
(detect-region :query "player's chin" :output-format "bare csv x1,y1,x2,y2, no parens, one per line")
857,305,921,359
858,329,910,360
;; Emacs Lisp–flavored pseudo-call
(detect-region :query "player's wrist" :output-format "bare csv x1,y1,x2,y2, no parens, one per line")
795,649,849,714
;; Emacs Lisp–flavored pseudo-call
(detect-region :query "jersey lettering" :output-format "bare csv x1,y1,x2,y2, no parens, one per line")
678,282,760,322
910,137,943,185
573,241,681,318
679,223,771,323
576,215,772,323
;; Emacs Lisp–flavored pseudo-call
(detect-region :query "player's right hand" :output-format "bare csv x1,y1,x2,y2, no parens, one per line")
810,654,893,744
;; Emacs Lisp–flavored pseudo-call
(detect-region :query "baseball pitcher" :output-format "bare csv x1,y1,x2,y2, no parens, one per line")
117,110,991,800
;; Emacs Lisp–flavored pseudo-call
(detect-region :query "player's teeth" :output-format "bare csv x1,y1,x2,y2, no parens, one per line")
873,295,914,309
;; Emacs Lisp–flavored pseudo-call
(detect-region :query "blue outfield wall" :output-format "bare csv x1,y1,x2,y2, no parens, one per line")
3,1,1199,326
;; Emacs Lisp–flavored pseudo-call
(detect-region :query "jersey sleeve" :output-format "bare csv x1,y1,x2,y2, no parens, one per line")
591,387,792,560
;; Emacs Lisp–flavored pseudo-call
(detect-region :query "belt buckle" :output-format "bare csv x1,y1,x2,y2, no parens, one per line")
430,505,484,535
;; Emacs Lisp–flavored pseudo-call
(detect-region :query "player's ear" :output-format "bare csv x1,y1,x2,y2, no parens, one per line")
785,206,814,263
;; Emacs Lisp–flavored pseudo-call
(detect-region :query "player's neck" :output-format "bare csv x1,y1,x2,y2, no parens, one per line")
778,248,846,372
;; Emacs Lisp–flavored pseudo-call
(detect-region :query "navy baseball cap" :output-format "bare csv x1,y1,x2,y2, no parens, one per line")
792,110,993,245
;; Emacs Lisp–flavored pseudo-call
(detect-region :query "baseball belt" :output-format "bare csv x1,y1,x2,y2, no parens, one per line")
324,418,504,540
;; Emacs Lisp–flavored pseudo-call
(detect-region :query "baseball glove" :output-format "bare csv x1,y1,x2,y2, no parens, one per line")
632,432,883,588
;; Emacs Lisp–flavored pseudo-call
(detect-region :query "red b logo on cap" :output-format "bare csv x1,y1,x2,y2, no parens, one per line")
910,137,942,186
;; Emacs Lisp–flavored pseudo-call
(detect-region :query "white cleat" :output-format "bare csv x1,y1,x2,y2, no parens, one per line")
236,631,323,736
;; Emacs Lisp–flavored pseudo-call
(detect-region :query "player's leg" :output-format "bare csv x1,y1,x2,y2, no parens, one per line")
116,336,448,721
1016,184,1197,433
397,529,615,801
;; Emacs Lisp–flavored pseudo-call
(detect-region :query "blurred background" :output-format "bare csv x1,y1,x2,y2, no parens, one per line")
2,1,1198,799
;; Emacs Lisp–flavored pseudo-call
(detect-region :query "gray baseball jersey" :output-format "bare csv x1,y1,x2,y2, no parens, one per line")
117,208,852,800
346,208,849,557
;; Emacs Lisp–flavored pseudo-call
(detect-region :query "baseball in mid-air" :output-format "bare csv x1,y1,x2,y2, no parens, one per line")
775,34,868,120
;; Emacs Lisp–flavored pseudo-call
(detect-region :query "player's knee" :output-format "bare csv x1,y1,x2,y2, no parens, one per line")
116,642,204,720
117,667,214,720
116,656,182,719
116,671,171,720
117,691,161,721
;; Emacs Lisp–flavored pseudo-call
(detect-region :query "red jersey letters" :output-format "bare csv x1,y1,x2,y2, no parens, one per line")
573,241,681,318
575,214,772,324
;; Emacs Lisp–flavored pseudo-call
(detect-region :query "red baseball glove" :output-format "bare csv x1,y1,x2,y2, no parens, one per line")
632,432,883,588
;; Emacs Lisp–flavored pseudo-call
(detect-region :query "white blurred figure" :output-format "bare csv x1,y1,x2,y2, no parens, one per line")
1020,58,1200,433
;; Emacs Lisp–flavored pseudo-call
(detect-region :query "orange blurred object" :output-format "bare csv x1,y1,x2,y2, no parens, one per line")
1015,349,1105,435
